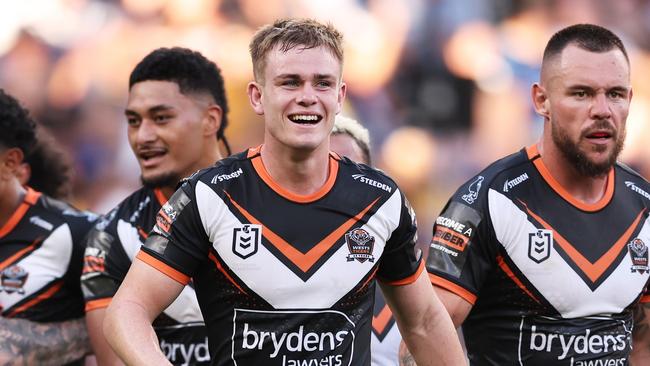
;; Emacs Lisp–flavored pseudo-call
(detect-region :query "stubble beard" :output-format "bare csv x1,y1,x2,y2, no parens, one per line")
141,172,180,190
551,119,625,178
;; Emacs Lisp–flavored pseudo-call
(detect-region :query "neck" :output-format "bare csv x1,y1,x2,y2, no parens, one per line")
0,179,26,228
260,143,330,196
159,146,224,199
537,141,610,205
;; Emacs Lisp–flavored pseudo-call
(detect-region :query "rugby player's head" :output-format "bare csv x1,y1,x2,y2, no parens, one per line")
0,89,37,188
249,18,344,83
540,24,629,83
533,24,631,178
331,115,371,165
247,19,347,154
126,47,230,189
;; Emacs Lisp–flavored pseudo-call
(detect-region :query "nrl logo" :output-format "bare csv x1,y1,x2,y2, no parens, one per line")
528,229,552,263
628,238,649,274
1,265,29,294
232,224,261,259
345,228,375,263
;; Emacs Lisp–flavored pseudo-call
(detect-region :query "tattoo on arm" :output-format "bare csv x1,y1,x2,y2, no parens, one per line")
399,341,417,366
0,317,91,366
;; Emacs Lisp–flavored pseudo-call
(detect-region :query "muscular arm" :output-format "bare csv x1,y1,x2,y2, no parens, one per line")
630,301,650,365
0,316,91,366
381,271,466,366
103,257,183,366
398,285,472,366
86,308,125,366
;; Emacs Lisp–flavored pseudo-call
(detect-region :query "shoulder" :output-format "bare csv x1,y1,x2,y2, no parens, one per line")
36,195,98,237
615,162,650,201
450,148,531,207
337,155,399,195
182,150,251,190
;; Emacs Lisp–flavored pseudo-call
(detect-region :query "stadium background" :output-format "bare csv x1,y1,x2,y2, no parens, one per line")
3,0,650,245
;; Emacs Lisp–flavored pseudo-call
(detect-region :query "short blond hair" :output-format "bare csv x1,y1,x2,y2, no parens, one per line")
332,115,371,165
249,18,344,82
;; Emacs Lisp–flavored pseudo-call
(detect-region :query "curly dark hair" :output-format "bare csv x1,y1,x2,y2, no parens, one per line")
0,89,37,155
129,47,230,153
24,132,72,199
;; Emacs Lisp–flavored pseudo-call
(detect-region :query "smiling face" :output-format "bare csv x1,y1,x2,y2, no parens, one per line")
126,80,216,188
535,44,632,177
248,45,346,155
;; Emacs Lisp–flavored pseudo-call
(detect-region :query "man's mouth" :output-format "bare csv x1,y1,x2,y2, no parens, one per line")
138,149,167,165
585,131,613,140
288,113,322,124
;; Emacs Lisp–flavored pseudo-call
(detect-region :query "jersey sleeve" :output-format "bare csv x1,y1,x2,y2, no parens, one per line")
426,176,497,305
81,210,134,311
139,181,211,283
376,191,423,285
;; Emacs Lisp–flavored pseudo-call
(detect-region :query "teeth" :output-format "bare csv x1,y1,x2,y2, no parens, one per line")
290,114,319,122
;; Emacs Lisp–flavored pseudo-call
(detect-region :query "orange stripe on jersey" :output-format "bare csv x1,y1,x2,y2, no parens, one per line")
497,255,540,303
640,295,650,303
153,188,168,206
372,304,394,334
356,266,379,294
250,152,339,203
381,260,424,286
208,252,248,295
0,188,41,238
429,273,477,305
527,144,614,212
137,226,149,239
136,250,190,285
85,298,112,312
522,201,645,283
7,280,64,317
0,237,43,271
226,191,380,273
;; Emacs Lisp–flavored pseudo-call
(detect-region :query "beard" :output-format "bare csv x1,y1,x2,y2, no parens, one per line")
551,119,625,177
141,172,180,190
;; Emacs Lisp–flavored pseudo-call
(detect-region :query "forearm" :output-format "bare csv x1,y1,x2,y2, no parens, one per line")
0,316,90,366
397,302,464,366
103,299,170,366
630,302,650,365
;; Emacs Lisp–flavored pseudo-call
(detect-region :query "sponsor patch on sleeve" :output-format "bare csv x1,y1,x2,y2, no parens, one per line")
153,189,192,236
427,201,482,277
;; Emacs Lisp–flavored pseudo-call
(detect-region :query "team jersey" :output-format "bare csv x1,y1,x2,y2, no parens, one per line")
81,187,209,365
138,146,422,366
371,287,401,366
427,145,650,366
1,187,95,321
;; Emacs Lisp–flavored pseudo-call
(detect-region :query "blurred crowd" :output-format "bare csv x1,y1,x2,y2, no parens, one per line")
3,0,650,242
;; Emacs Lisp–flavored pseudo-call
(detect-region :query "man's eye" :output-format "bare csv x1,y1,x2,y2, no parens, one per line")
127,118,140,126
315,80,331,88
573,91,587,98
283,80,300,87
608,91,622,99
154,115,171,123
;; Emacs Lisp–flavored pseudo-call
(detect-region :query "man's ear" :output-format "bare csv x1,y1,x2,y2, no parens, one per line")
247,82,264,116
531,83,550,119
203,105,223,137
0,147,25,180
336,82,347,114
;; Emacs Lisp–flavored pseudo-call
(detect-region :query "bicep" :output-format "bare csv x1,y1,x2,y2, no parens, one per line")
108,257,184,322
434,285,472,328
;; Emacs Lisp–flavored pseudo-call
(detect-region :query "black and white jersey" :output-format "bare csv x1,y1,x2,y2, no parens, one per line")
371,287,401,366
139,146,422,366
427,145,650,365
81,187,210,365
0,187,96,321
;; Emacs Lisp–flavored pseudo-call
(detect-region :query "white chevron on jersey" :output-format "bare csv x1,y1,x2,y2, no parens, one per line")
117,219,142,260
1,224,72,309
488,188,650,318
195,181,402,309
116,217,203,323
